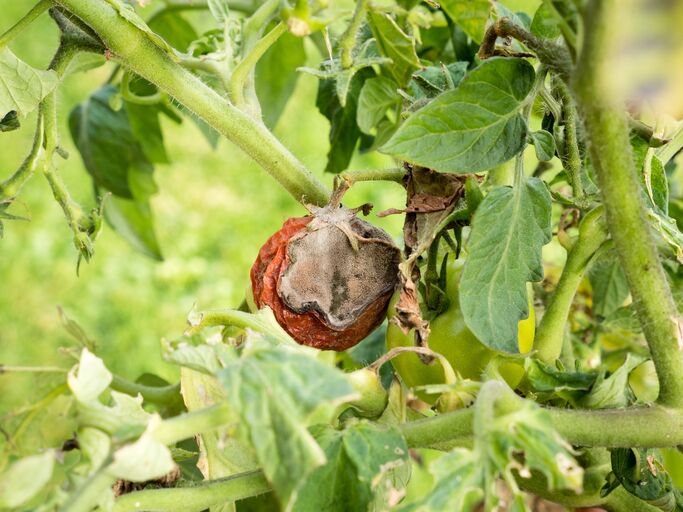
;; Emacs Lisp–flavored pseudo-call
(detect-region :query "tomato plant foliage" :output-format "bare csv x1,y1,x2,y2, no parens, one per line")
2,0,683,511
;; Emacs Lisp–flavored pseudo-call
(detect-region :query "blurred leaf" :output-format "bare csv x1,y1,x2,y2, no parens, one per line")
163,335,228,374
316,68,374,174
0,110,19,132
605,448,683,510
67,348,112,403
529,130,556,162
439,0,490,43
148,11,198,51
368,9,421,86
177,104,220,149
207,0,231,22
0,48,59,118
70,86,153,198
295,422,409,511
108,430,176,482
398,449,482,511
588,250,629,318
0,451,54,508
492,2,531,29
408,62,468,100
217,342,355,508
580,354,643,409
79,427,111,471
531,2,561,39
460,177,552,352
357,76,400,134
58,307,97,351
256,32,305,129
382,58,535,173
126,102,169,164
104,195,162,260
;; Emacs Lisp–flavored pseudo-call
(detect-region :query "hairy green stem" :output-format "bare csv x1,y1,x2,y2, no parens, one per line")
401,400,683,449
555,79,585,200
340,167,406,184
150,403,232,445
113,471,269,512
339,0,368,68
229,22,286,110
0,120,43,200
534,207,608,362
574,0,683,408
56,0,330,206
0,0,53,48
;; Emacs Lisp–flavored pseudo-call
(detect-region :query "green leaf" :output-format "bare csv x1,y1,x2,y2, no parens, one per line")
217,343,355,508
126,102,169,164
256,32,305,129
398,449,483,511
0,110,20,132
316,68,374,174
148,11,198,51
588,250,629,318
524,358,598,406
580,354,643,409
0,48,59,118
382,58,535,173
368,9,421,86
531,2,562,39
357,76,400,134
163,334,226,374
460,177,552,352
108,431,176,482
70,86,153,198
408,62,468,100
606,448,683,509
104,195,163,260
529,130,556,161
0,451,55,508
439,0,491,43
68,348,113,402
295,422,409,511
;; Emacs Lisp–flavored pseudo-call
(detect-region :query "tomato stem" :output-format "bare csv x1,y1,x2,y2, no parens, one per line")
574,0,683,408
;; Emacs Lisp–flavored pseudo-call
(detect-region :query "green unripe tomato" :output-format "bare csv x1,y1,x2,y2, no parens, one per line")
386,259,535,403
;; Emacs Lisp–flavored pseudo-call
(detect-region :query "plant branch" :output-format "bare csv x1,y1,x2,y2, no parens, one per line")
534,207,608,362
229,22,286,110
574,0,683,408
401,400,683,449
113,471,270,512
56,0,330,206
0,0,53,48
340,167,406,185
656,124,683,165
0,117,44,200
110,375,182,408
478,17,572,83
339,0,368,69
554,79,585,200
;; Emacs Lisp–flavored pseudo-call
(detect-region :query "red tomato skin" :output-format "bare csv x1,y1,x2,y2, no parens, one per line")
251,217,391,351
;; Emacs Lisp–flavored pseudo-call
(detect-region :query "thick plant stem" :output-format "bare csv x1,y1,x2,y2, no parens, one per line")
113,471,270,512
534,207,607,362
0,0,52,48
110,375,182,408
401,401,683,449
574,0,683,408
55,0,330,207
